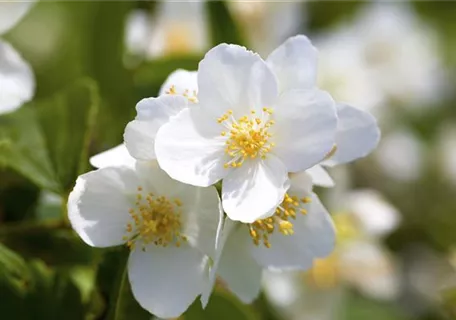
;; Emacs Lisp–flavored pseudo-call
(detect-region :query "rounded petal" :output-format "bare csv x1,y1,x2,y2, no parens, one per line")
266,35,318,93
215,222,263,303
155,107,228,187
272,89,337,172
89,144,135,169
159,69,198,97
180,186,223,258
124,95,188,161
222,156,290,223
128,245,208,318
322,103,380,167
252,193,336,270
347,190,400,237
339,241,400,300
306,165,335,188
0,40,34,115
197,43,278,117
68,167,140,248
0,1,35,35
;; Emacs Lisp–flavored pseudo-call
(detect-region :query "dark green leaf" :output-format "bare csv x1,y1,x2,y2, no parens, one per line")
185,289,259,320
207,1,247,46
0,107,60,193
95,248,150,320
36,78,100,192
0,244,31,297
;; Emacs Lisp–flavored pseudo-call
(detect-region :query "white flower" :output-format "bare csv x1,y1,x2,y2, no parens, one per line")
68,161,222,318
375,129,423,182
202,171,335,304
315,29,384,113
353,3,446,108
153,40,338,223
125,2,208,59
262,189,401,320
90,69,197,169
0,1,36,115
228,1,303,56
268,36,380,188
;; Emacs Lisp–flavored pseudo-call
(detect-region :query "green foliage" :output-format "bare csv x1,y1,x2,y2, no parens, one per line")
186,289,260,320
207,1,247,46
0,79,99,195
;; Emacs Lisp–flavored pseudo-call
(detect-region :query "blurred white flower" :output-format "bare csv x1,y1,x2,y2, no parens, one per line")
437,122,456,186
0,1,36,115
125,1,208,59
90,69,197,169
263,189,401,320
202,171,335,305
354,3,446,109
316,29,383,113
375,129,424,182
155,41,338,223
68,161,222,318
228,1,303,56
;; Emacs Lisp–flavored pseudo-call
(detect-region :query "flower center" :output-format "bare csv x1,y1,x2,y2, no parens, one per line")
165,84,198,103
248,193,312,248
123,186,187,251
218,108,275,168
304,254,339,289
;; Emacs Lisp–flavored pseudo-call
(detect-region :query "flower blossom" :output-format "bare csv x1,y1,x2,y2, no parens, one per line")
68,162,222,318
152,38,338,223
0,1,36,115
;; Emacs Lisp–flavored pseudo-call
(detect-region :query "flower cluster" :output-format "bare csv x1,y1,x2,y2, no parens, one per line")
68,35,380,318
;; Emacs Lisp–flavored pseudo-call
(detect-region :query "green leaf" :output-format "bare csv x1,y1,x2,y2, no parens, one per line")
88,1,136,145
36,78,100,191
0,108,60,193
0,226,101,267
206,1,247,46
185,289,259,320
306,2,365,32
343,292,409,320
95,248,150,320
0,79,99,194
0,244,31,297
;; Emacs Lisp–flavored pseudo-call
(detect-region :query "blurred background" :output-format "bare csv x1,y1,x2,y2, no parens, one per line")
1,1,456,319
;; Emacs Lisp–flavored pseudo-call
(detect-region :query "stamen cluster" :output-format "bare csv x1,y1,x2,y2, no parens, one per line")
123,186,187,251
248,193,312,248
218,108,275,168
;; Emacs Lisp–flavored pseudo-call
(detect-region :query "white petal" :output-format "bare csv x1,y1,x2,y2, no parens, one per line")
339,241,400,300
306,165,335,188
215,221,263,303
197,43,278,117
200,217,236,308
124,95,188,161
272,89,337,172
266,35,318,93
128,245,208,318
68,167,140,248
347,190,400,237
252,193,336,270
180,186,223,259
159,69,198,97
0,1,35,35
222,155,290,223
89,144,135,169
155,107,228,187
322,103,380,167
0,40,34,115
